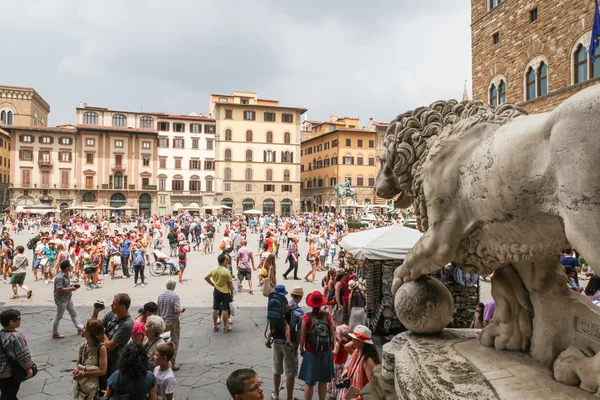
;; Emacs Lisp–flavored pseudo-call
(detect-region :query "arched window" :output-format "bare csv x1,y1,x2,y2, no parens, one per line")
324,156,330,167
34,112,39,126
284,169,290,181
225,149,232,161
489,84,498,107
140,116,154,129
284,132,291,144
242,199,255,211
246,149,253,162
281,199,292,217
498,80,506,104
82,192,96,202
246,130,253,142
266,131,273,143
264,150,275,162
537,62,548,97
112,114,127,127
263,199,275,215
266,169,273,181
592,46,600,78
575,44,588,84
0,108,13,125
245,168,253,181
83,112,98,125
282,151,293,163
221,198,234,209
109,193,126,208
224,167,232,180
526,67,536,100
225,129,232,141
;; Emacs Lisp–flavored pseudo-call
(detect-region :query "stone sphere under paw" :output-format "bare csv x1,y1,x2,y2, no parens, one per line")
394,276,454,334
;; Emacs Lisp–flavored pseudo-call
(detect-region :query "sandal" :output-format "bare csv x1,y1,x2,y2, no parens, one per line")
10,295,18,300
53,334,65,339
224,326,232,333
26,290,32,299
213,326,219,332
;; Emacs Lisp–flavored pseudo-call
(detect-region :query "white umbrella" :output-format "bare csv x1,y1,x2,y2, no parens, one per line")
339,224,422,260
203,205,221,210
220,205,233,210
243,209,262,215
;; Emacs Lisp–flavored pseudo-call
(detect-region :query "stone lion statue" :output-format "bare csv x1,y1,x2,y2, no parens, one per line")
375,84,600,393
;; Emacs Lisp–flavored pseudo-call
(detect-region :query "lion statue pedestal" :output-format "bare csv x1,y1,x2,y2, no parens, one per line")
368,84,600,399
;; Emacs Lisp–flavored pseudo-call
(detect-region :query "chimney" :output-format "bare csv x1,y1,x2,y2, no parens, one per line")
83,103,88,108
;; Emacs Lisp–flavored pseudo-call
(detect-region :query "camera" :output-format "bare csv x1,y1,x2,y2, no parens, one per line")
335,379,350,389
73,284,81,289
93,301,105,310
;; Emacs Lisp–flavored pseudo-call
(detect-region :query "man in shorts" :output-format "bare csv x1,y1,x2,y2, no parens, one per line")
9,246,32,299
205,254,233,332
42,240,57,284
33,236,48,282
236,240,255,294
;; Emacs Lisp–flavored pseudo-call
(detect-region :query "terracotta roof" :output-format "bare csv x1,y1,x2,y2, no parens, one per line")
371,121,390,126
305,120,323,125
4,125,77,133
77,124,157,134
78,106,168,116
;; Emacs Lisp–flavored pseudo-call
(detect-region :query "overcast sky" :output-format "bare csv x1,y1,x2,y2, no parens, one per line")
1,0,471,126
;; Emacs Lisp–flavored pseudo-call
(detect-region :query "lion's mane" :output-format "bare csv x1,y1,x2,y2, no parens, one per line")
383,99,527,231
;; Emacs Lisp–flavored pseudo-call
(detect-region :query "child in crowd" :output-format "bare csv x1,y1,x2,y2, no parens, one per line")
470,302,485,329
153,342,177,400
226,369,264,400
330,324,351,398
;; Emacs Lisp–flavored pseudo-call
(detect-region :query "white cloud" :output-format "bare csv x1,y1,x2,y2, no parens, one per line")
0,0,471,126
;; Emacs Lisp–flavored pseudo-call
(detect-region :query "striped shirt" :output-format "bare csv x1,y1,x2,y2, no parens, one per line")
158,290,181,321
0,330,34,377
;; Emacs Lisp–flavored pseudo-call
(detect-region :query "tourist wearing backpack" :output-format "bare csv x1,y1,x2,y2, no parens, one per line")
297,291,335,400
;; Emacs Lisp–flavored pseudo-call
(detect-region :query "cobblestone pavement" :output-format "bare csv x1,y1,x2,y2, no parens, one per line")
2,225,321,399
3,224,493,399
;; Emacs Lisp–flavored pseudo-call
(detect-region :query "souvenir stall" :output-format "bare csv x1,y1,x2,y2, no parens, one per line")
339,224,422,334
339,224,480,334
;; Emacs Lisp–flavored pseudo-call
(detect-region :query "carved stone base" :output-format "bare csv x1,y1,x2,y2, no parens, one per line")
369,329,597,400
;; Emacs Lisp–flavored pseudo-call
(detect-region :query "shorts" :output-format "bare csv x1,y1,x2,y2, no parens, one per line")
237,268,252,281
272,343,298,378
170,243,177,251
111,256,121,265
319,255,326,265
178,262,186,269
212,289,231,312
84,267,96,276
9,272,25,285
42,261,54,274
33,256,41,270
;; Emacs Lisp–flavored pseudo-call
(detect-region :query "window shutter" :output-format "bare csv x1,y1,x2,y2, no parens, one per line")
291,152,294,163
204,161,207,170
263,150,266,162
50,137,54,144
189,160,192,169
19,135,23,143
19,150,22,159
273,152,276,162
281,151,283,162
181,139,185,148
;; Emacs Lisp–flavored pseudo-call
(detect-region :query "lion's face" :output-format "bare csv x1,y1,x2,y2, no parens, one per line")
375,149,401,199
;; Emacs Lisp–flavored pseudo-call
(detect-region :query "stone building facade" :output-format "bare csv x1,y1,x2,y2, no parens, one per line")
300,117,378,212
0,85,50,127
472,0,600,113
211,91,305,216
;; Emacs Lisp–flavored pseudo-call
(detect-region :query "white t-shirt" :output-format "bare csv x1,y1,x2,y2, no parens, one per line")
153,366,176,400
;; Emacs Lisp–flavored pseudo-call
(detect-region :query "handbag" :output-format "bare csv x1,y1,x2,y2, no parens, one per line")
39,257,48,267
262,277,275,297
0,333,38,383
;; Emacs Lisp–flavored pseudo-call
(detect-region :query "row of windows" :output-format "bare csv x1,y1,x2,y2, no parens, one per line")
302,155,376,170
222,129,292,144
489,43,600,106
223,167,291,182
301,138,372,156
158,159,214,170
158,137,213,150
224,110,295,123
20,169,71,188
222,197,293,216
223,149,294,163
160,179,213,192
302,176,375,189
82,112,215,133
222,182,293,193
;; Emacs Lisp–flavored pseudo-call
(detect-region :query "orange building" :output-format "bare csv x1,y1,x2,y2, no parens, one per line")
300,116,378,212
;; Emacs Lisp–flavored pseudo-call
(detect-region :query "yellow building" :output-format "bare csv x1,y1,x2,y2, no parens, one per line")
211,91,306,216
300,116,378,212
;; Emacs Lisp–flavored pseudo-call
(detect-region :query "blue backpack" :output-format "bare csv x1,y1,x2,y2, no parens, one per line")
266,293,288,337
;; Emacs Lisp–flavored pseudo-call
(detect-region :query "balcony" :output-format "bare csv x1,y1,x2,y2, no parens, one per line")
129,184,135,190
38,159,53,168
111,163,125,171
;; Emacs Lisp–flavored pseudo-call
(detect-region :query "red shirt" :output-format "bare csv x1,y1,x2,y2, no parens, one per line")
178,246,188,262
266,237,274,252
302,311,333,354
